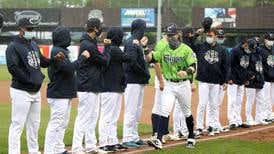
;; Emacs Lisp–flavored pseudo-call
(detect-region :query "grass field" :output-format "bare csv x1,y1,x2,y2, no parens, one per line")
147,139,274,154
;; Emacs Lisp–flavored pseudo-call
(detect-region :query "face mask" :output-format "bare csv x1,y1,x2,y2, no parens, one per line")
24,31,35,40
265,40,274,48
96,28,102,37
168,38,181,50
244,48,252,54
217,39,224,44
206,36,215,44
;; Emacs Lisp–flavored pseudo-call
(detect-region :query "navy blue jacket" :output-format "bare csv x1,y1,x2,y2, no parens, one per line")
195,42,229,84
259,45,274,82
229,44,254,85
102,27,132,92
124,19,150,84
76,33,110,92
47,26,87,98
6,35,52,92
245,49,264,89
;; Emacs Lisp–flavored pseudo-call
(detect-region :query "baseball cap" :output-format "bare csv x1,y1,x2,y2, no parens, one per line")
264,33,274,40
216,28,225,36
165,23,178,35
181,26,194,35
86,18,101,29
17,17,38,28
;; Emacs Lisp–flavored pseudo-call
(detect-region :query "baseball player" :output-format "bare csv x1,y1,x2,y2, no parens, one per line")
206,28,230,133
98,27,132,152
146,23,197,149
195,28,229,136
227,38,254,129
245,38,268,125
260,33,274,122
5,17,64,154
122,19,150,148
72,18,110,153
44,26,90,154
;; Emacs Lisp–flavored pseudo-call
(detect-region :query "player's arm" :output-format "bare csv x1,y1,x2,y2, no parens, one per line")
84,43,110,67
154,63,164,91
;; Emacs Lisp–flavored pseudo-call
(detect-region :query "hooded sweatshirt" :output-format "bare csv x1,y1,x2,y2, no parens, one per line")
6,35,52,92
124,19,150,84
76,33,110,92
47,26,87,98
259,45,274,82
102,27,132,92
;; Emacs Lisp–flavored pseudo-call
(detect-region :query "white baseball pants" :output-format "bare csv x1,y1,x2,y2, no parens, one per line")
227,84,245,126
8,88,41,154
99,92,123,146
122,84,145,143
263,82,274,120
196,82,220,129
173,100,188,136
72,92,100,153
44,99,71,154
245,88,265,123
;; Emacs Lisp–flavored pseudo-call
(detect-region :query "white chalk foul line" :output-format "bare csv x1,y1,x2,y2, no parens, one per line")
125,125,274,154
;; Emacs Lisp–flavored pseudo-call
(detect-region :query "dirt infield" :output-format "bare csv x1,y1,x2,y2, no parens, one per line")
0,80,256,126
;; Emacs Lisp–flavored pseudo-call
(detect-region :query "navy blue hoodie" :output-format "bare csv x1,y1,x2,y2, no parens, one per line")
102,27,133,92
245,49,265,89
195,42,229,84
6,35,52,92
76,33,110,92
229,44,254,85
124,19,150,84
259,45,274,82
47,26,87,98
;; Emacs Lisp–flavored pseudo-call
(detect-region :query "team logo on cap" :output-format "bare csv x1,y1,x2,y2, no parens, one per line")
240,55,249,68
255,61,263,73
267,55,274,67
204,50,219,64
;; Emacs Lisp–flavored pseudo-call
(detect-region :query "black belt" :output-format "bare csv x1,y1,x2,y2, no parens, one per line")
167,79,188,83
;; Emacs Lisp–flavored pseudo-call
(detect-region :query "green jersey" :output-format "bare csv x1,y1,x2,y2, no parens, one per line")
153,42,197,80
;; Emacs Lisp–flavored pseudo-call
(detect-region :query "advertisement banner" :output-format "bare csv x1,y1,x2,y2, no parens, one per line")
121,8,155,27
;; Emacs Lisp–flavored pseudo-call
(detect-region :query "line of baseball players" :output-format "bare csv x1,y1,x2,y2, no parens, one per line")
5,16,274,154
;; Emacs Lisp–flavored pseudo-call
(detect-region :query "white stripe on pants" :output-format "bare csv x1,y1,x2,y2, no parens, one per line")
72,92,100,152
196,82,219,129
123,84,145,143
44,99,71,154
263,82,274,119
245,88,265,122
8,88,41,154
159,80,192,118
173,100,188,135
227,84,245,126
206,86,226,129
99,92,123,146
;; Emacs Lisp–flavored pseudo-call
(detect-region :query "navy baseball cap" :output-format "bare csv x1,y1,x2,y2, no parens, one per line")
181,26,194,35
165,23,178,35
264,33,274,40
17,17,38,28
86,18,101,29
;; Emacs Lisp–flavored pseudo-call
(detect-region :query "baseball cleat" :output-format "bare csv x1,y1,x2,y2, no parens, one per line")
122,141,140,148
229,124,237,129
195,128,203,136
147,139,162,150
113,143,128,151
135,139,147,145
207,126,215,136
185,138,195,149
238,123,251,128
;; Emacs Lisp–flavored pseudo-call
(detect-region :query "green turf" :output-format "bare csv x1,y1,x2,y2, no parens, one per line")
0,103,152,153
146,139,274,154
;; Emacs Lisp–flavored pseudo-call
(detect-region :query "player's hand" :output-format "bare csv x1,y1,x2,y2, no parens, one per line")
133,39,140,45
54,52,65,61
244,81,250,86
228,80,233,85
191,83,196,92
82,50,90,59
250,75,255,80
141,36,148,47
159,80,164,91
223,83,228,91
104,39,111,45
177,71,187,77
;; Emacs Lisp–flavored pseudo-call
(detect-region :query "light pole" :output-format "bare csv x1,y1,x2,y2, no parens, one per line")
156,0,162,42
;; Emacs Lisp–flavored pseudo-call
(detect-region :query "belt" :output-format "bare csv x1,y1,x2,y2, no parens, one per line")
167,79,188,83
